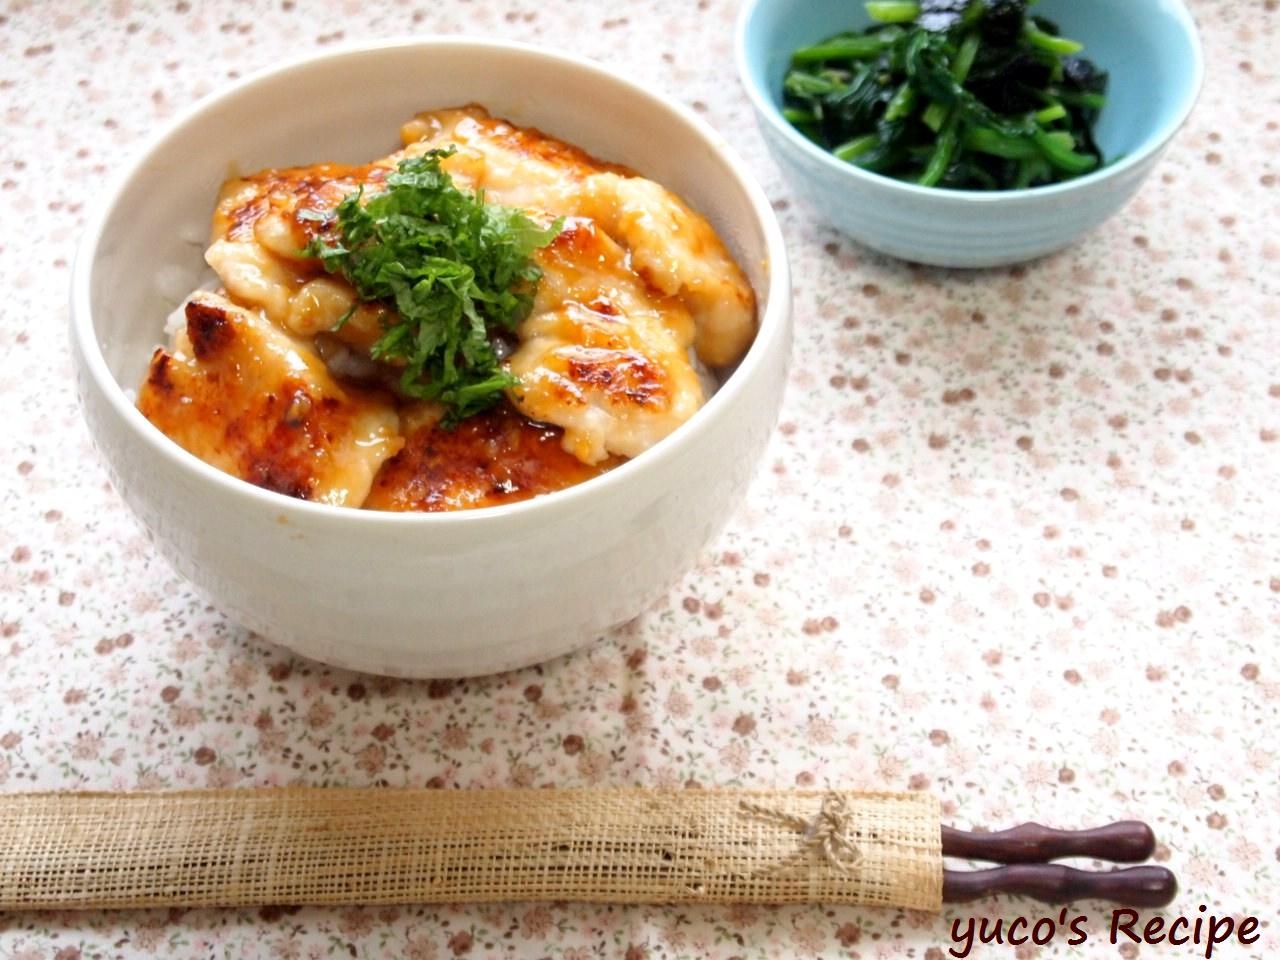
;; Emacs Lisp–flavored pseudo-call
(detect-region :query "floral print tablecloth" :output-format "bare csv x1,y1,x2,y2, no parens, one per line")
1,1,1277,957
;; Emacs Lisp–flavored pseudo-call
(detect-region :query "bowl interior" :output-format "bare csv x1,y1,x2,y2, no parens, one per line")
84,39,778,408
739,0,1202,181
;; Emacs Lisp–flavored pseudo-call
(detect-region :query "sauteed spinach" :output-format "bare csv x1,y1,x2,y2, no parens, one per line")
782,0,1108,190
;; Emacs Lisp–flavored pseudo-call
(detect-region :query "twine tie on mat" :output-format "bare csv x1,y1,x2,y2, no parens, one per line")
739,793,864,873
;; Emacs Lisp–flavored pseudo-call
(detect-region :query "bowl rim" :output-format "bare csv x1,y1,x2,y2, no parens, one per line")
733,0,1206,203
70,35,791,529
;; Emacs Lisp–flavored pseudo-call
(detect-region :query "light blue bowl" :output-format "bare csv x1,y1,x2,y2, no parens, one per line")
736,0,1203,268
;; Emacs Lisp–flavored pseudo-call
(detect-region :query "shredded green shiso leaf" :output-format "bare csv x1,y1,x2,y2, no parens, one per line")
303,149,563,423
782,0,1109,190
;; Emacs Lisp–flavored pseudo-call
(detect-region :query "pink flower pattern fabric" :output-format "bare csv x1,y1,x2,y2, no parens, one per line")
1,1,1277,956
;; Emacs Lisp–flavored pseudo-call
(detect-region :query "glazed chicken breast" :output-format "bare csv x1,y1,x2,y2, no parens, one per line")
137,291,402,506
509,217,705,464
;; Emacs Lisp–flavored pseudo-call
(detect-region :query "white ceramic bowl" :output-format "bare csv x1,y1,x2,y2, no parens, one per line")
71,38,792,678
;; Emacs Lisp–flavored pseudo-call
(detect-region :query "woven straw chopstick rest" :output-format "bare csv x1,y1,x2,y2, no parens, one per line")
0,788,942,911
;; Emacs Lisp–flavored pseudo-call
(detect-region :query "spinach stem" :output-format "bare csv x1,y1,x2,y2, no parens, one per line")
865,1,920,24
792,36,890,63
884,82,918,122
923,102,947,132
963,125,1040,160
960,0,985,28
784,71,847,98
1034,102,1068,124
1055,90,1107,110
923,31,979,132
952,31,981,83
1013,156,1049,189
834,133,881,162
1032,128,1098,174
918,109,962,187
1024,22,1084,56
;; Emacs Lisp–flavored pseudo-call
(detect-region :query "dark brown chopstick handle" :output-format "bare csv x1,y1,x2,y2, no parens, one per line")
941,821,1155,864
943,865,1177,908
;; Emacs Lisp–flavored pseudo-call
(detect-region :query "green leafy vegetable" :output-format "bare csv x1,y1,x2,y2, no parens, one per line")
303,150,563,422
781,0,1108,190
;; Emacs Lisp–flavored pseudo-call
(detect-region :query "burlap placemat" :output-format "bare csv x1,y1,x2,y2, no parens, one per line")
0,788,942,910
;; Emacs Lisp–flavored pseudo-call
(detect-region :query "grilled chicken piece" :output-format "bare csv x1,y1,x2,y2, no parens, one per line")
507,218,705,465
207,164,391,353
137,291,401,506
363,402,610,512
574,172,757,369
398,105,624,215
